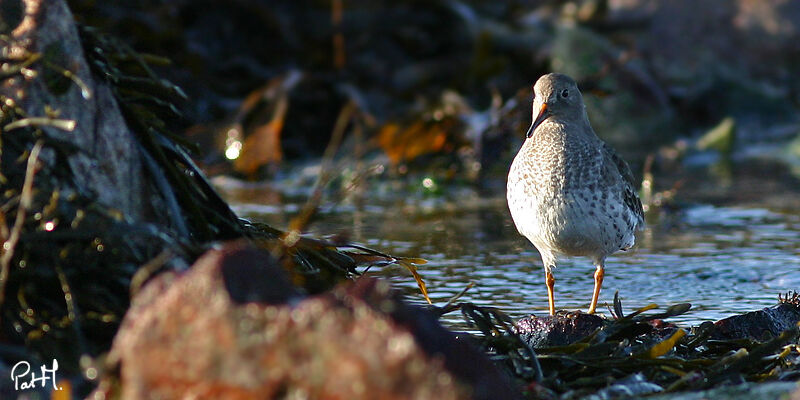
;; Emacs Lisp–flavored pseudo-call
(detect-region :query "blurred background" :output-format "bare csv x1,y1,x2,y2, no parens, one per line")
68,0,800,325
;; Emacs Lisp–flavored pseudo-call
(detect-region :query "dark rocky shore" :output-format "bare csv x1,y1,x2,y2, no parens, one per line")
1,1,799,399
96,242,800,399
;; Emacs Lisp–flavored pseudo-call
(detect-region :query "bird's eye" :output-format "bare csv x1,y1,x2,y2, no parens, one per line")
560,89,569,98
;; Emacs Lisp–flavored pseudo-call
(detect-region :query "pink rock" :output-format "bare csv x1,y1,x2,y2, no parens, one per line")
100,242,518,399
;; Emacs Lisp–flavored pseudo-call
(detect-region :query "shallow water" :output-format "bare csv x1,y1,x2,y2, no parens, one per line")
216,161,800,329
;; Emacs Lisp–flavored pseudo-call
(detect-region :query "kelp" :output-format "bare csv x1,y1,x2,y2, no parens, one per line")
0,27,192,380
448,292,800,398
0,23,432,394
78,25,245,242
459,303,543,384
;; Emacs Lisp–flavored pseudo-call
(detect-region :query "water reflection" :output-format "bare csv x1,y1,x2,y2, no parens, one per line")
218,175,800,330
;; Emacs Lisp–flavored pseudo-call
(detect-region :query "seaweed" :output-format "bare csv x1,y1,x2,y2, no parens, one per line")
0,123,169,377
78,25,245,242
0,23,429,394
0,22,242,378
447,292,800,398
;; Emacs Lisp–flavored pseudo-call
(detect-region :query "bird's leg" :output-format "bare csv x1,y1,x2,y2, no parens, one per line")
588,264,604,314
546,270,555,316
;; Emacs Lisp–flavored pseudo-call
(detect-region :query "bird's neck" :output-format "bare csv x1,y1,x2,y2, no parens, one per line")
529,117,595,144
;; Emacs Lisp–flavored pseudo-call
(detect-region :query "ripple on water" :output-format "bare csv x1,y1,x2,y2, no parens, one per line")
218,180,800,329
378,204,797,328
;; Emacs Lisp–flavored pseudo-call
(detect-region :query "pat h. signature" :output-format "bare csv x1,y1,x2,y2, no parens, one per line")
10,359,62,391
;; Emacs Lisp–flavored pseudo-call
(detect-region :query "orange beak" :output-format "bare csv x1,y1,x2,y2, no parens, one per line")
527,103,550,138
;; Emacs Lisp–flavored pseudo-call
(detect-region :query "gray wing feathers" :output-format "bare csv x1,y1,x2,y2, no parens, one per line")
602,142,645,230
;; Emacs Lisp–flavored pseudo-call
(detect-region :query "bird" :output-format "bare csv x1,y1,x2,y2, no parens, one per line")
506,73,644,316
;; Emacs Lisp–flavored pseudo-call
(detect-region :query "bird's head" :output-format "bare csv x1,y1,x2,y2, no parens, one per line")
527,73,586,138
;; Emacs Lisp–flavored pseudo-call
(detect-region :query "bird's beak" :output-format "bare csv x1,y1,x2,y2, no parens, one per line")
527,103,550,138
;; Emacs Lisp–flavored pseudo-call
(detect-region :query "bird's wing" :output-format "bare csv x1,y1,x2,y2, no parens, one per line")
601,142,645,229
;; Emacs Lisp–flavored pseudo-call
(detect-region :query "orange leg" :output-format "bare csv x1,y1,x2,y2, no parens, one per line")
588,265,604,314
546,271,555,315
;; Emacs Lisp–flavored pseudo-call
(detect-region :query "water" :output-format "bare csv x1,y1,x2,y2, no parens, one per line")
215,162,800,330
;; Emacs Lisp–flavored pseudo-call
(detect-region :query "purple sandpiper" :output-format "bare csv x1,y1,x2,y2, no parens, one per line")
507,73,644,315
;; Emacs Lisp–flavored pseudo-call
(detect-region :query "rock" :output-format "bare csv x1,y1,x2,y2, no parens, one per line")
1,0,151,221
100,242,519,399
711,302,800,341
218,243,302,304
513,312,605,348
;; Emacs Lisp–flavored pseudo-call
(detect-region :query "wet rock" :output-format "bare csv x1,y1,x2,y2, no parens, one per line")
102,242,519,399
513,312,605,348
219,244,301,304
1,0,151,221
711,302,800,341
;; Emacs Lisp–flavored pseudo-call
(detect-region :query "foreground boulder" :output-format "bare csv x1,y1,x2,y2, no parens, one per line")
99,242,518,399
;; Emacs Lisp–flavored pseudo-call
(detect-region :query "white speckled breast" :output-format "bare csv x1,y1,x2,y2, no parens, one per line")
507,119,641,268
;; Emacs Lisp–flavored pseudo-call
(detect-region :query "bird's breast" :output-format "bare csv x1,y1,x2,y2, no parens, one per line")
509,135,601,195
507,133,630,257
